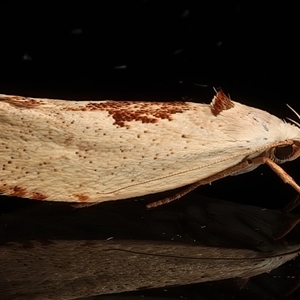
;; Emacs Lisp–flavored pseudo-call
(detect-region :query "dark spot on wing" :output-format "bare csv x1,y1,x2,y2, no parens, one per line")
73,193,90,202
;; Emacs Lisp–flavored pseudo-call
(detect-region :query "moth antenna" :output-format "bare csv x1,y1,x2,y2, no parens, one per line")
213,86,218,94
287,104,300,119
287,104,300,127
287,117,300,128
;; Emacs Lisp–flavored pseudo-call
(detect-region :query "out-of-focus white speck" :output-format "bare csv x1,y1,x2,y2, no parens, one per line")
181,10,190,18
22,54,32,61
106,237,114,241
71,28,83,35
174,49,183,55
114,65,127,69
194,83,208,87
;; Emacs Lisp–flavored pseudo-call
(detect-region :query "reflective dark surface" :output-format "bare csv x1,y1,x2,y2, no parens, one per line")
1,193,300,299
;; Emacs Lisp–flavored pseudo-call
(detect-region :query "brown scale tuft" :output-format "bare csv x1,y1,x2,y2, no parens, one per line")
210,90,234,116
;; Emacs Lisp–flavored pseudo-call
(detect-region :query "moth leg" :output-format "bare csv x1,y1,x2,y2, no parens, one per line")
147,157,264,209
264,157,300,212
264,157,300,190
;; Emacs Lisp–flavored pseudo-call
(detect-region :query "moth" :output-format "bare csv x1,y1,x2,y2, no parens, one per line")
1,90,300,208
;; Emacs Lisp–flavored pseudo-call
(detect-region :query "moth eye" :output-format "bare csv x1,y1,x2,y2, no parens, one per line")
274,145,294,161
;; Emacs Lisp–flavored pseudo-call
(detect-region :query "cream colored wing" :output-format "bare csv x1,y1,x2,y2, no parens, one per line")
1,92,300,203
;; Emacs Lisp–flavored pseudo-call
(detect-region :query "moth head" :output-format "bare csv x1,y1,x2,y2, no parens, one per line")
269,104,300,163
271,141,300,164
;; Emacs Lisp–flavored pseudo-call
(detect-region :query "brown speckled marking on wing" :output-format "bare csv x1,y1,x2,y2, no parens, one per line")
0,184,48,200
65,101,190,127
73,193,90,202
29,192,48,200
0,96,43,108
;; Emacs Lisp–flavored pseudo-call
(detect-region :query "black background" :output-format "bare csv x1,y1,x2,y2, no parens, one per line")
0,1,299,98
1,1,300,299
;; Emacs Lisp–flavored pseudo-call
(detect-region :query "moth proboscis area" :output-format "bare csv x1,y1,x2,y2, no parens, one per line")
1,90,300,209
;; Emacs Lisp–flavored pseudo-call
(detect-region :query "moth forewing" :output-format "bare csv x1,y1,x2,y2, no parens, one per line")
1,91,300,206
147,141,300,208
